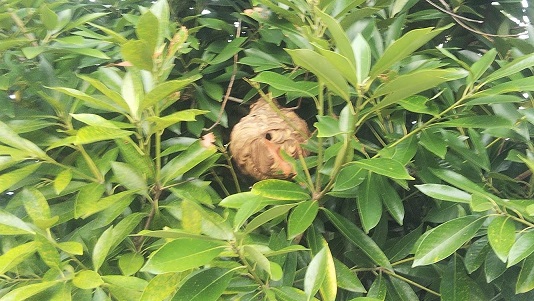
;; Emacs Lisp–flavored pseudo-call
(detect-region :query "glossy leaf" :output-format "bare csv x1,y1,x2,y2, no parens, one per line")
441,255,470,301
122,40,153,70
350,158,414,180
244,204,296,234
434,116,513,129
141,75,202,110
357,173,382,233
516,253,534,293
0,242,37,274
415,184,471,203
72,270,104,289
252,179,310,201
334,259,366,293
371,68,467,113
0,209,35,235
161,140,217,185
286,49,350,100
482,52,534,84
142,238,226,274
508,231,534,267
140,273,183,301
0,281,58,301
93,226,114,271
487,216,516,262
324,209,392,269
369,26,450,78
253,71,318,97
288,201,319,239
171,268,234,301
304,247,328,301
413,215,486,266
111,161,148,193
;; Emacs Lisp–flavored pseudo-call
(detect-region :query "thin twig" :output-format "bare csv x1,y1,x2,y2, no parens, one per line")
205,20,242,131
425,0,524,38
425,0,483,23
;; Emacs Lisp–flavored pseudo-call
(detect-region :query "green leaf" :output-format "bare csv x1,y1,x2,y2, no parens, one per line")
0,242,37,274
147,109,208,133
0,121,47,158
0,209,35,235
305,247,328,301
93,226,114,271
387,275,419,301
76,189,135,219
323,209,392,269
315,116,342,137
332,164,366,191
75,126,133,145
119,253,145,276
54,169,72,195
487,216,515,262
350,158,414,180
220,191,277,208
72,270,104,289
334,258,366,293
244,204,297,234
508,230,534,267
318,47,359,90
288,201,319,239
122,40,153,71
516,253,534,294
379,177,404,225
20,188,51,223
413,215,486,266
48,86,124,113
415,184,471,203
386,225,423,262
57,241,83,255
419,129,447,158
0,281,58,301
140,273,183,301
244,245,281,280
115,138,154,179
161,140,217,185
77,75,129,111
371,68,467,113
357,173,382,233
468,49,497,84
35,234,60,269
0,163,41,195
315,8,355,68
40,4,58,30
367,274,387,299
286,49,350,100
440,255,471,301
252,179,310,201
352,34,371,84
434,116,513,129
209,37,246,65
171,268,234,301
482,52,534,83
111,161,148,193
141,75,202,110
141,238,226,274
252,71,318,97
233,199,265,230
136,11,159,51
369,26,450,78
319,246,337,301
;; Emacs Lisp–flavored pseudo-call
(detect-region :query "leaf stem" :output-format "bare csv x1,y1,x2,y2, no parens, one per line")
382,269,441,297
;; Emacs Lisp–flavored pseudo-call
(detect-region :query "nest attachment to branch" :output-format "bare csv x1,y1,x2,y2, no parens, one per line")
230,98,310,181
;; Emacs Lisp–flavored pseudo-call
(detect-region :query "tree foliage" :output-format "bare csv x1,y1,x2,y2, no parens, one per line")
1,0,534,300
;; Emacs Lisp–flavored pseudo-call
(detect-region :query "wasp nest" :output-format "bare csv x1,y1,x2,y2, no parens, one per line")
230,98,310,181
